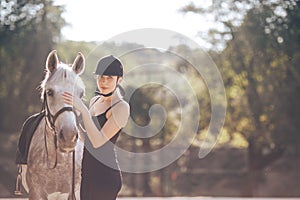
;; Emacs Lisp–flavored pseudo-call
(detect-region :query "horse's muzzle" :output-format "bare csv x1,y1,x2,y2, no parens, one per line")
58,129,78,153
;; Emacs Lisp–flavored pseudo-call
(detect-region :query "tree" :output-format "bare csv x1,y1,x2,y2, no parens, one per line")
181,0,300,196
0,0,66,131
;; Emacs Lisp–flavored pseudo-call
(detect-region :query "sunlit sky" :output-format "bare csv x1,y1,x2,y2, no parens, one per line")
54,0,212,48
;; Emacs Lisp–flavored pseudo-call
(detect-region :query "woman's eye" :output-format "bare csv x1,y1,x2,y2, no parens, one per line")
46,89,54,97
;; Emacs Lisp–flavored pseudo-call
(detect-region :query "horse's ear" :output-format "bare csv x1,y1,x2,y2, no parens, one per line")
46,50,59,73
72,52,85,75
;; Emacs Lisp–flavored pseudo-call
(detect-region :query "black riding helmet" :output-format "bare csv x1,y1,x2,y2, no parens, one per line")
94,55,123,97
94,55,123,77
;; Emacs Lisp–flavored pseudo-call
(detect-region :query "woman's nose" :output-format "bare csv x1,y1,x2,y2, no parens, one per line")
101,78,106,83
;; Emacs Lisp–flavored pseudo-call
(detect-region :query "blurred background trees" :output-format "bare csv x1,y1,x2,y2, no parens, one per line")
0,0,65,131
0,0,299,197
182,0,300,196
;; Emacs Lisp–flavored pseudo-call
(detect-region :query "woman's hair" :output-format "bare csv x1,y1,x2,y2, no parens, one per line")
116,84,125,97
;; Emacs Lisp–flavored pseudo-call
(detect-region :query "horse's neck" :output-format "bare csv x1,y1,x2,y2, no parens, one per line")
26,117,83,199
28,118,83,166
28,119,58,165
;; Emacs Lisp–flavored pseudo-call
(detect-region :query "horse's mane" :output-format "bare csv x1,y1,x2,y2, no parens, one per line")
40,63,85,99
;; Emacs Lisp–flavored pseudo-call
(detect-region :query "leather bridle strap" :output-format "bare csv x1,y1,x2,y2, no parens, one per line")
43,92,74,130
51,107,73,126
71,151,76,200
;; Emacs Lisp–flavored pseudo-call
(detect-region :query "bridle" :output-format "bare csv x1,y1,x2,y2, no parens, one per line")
43,92,79,148
44,92,75,131
43,92,77,200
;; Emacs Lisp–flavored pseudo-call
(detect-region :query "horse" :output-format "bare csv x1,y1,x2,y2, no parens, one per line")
21,50,85,200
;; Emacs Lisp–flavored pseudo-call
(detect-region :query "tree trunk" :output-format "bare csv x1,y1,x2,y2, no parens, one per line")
244,137,286,196
142,140,152,196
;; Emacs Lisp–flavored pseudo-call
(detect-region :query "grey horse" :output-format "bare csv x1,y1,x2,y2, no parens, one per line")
21,50,85,200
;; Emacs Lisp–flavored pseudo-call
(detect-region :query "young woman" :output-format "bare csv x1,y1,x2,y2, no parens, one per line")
63,55,130,200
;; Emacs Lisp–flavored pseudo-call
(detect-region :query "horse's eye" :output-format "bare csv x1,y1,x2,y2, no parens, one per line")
46,89,54,97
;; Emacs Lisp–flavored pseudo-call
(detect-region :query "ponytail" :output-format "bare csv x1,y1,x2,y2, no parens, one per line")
117,84,125,97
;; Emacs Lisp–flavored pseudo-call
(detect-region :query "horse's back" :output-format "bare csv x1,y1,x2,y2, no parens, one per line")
16,111,45,164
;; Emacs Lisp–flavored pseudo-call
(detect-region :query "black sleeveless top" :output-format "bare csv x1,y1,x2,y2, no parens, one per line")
81,99,122,191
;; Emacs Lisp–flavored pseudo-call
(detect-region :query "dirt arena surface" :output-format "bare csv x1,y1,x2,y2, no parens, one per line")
1,197,300,200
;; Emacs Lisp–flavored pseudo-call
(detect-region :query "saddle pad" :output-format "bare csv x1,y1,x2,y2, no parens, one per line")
16,111,45,164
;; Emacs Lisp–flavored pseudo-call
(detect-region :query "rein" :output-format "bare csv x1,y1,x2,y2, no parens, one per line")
43,93,78,200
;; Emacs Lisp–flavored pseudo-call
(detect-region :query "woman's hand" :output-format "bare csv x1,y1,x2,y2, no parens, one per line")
62,92,87,114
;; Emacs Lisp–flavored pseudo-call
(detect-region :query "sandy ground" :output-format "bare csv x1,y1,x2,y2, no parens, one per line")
1,198,300,200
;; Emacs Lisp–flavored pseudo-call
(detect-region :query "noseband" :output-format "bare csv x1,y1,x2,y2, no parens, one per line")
43,92,79,156
43,92,78,163
44,93,75,131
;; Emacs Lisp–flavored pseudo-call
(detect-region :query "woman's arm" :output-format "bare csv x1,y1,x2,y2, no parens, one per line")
75,96,99,142
63,92,130,148
81,102,129,148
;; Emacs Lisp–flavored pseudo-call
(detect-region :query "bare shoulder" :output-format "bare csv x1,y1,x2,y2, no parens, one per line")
89,96,100,107
111,99,130,118
115,99,130,113
111,99,130,127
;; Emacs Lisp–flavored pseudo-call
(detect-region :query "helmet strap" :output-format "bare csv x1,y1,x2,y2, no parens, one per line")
95,88,115,97
95,78,119,97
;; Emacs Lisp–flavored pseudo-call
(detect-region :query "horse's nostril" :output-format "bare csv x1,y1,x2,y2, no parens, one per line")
72,134,78,142
59,130,65,141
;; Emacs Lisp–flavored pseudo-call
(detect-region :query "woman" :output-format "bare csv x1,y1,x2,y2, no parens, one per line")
63,55,130,200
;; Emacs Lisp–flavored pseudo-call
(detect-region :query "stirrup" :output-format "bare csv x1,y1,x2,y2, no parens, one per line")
14,165,23,196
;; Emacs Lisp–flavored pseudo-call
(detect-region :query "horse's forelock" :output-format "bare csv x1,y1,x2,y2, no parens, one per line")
40,64,85,99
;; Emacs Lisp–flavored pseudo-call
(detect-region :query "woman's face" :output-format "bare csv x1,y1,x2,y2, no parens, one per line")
96,75,120,94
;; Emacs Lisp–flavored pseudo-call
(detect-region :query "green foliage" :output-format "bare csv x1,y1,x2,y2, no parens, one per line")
222,1,300,152
182,0,300,169
181,1,299,195
0,0,66,131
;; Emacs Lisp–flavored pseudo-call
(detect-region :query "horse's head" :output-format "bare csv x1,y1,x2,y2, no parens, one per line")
41,50,85,153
